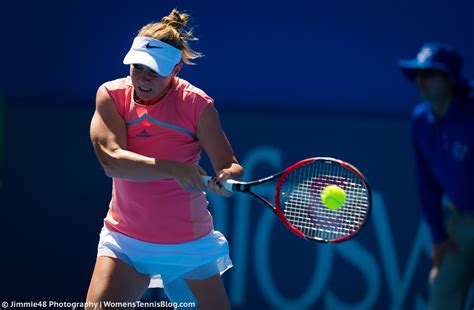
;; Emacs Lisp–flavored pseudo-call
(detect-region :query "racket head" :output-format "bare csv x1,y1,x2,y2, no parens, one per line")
274,157,372,243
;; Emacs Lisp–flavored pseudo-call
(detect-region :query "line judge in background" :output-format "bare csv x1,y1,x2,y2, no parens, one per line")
398,43,474,310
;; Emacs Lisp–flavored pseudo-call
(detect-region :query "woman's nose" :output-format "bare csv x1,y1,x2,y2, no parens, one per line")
138,71,152,82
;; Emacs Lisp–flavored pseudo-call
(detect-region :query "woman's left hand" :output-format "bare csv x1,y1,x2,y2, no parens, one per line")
205,169,235,197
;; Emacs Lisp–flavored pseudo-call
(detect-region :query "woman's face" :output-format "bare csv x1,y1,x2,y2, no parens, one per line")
130,63,181,101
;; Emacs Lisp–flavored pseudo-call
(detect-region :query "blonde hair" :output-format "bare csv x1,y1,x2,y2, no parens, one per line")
138,9,203,64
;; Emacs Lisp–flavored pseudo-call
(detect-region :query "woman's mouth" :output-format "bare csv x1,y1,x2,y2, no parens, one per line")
138,86,152,93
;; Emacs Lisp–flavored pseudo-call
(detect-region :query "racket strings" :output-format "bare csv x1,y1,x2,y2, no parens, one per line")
279,161,369,242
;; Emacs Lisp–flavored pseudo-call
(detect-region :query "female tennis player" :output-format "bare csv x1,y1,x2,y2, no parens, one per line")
86,9,243,310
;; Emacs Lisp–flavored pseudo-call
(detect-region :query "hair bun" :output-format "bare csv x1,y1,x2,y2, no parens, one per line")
161,9,189,31
137,8,203,64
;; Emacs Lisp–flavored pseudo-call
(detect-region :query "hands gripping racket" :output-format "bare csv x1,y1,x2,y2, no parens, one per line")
202,157,371,243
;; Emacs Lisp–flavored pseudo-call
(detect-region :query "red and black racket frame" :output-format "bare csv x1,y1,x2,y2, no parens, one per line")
227,158,373,243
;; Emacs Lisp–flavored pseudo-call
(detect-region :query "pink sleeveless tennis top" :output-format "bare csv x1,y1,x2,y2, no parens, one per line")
101,76,214,244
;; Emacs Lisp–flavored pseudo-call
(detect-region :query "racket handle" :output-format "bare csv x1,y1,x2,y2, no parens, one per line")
201,176,235,192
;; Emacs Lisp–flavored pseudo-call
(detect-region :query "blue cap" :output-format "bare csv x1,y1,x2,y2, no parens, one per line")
398,42,467,86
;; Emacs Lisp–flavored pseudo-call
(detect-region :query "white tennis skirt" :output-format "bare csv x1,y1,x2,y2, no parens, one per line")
96,226,233,288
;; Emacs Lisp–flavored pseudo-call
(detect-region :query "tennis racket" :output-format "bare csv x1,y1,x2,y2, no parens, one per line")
202,157,371,243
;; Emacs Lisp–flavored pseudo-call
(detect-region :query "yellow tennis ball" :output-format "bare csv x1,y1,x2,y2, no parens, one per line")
320,185,346,210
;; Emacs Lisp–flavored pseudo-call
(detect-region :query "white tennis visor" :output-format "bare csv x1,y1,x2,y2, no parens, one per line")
123,36,183,77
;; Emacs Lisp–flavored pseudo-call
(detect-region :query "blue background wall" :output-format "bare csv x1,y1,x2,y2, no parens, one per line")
2,0,473,113
0,0,473,309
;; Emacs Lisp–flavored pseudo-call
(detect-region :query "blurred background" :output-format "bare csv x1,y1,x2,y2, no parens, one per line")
0,0,473,309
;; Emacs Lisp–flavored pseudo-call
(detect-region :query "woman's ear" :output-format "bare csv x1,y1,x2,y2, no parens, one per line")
173,62,184,76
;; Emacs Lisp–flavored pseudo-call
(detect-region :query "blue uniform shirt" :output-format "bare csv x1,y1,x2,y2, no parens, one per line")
412,94,474,243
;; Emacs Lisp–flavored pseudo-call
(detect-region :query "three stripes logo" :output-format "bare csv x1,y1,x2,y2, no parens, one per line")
136,129,152,137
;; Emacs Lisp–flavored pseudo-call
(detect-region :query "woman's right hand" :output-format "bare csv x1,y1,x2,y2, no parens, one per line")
172,162,208,192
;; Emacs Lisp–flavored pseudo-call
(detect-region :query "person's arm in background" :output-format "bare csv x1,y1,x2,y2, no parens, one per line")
196,104,244,197
90,86,207,192
413,143,457,269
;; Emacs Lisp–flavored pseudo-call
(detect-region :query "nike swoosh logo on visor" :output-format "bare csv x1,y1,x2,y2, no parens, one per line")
146,43,163,49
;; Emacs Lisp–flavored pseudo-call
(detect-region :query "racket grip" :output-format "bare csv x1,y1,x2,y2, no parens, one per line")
201,176,235,192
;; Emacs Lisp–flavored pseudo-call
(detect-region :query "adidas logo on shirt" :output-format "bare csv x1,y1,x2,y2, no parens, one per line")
136,129,152,137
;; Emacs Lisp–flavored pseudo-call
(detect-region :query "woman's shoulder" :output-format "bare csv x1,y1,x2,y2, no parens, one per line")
101,76,133,92
174,77,213,104
98,77,133,116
